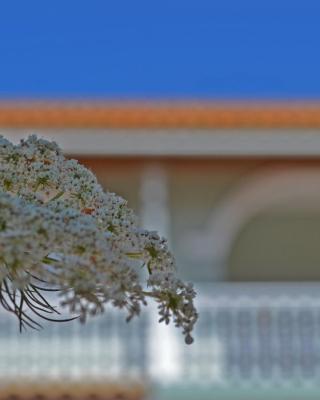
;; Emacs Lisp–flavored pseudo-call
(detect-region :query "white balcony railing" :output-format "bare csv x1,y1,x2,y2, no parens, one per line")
1,283,320,389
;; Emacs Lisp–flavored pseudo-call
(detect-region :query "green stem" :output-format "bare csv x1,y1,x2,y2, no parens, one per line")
125,252,143,259
48,191,65,202
141,290,158,299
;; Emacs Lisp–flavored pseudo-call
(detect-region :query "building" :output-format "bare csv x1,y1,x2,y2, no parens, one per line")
1,102,320,399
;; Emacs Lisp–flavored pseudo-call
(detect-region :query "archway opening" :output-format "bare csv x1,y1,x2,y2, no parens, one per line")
228,209,320,281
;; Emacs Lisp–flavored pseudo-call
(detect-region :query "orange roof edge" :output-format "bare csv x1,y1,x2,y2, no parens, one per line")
0,101,320,128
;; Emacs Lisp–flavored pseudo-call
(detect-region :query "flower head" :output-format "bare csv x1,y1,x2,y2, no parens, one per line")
0,135,198,343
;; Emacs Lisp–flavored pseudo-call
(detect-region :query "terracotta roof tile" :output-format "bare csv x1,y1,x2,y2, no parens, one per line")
0,101,319,128
0,383,145,400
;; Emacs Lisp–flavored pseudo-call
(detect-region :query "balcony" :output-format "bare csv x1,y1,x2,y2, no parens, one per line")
1,283,320,399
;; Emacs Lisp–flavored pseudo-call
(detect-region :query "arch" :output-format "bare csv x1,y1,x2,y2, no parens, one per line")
181,166,320,279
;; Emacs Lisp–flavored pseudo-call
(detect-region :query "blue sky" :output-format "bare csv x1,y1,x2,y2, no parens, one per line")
0,0,320,99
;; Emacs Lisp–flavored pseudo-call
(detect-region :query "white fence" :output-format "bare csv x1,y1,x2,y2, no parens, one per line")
1,283,320,389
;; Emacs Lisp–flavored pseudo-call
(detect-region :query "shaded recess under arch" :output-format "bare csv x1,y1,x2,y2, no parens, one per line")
182,166,320,281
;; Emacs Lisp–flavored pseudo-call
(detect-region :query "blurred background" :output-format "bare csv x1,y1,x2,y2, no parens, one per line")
1,1,320,399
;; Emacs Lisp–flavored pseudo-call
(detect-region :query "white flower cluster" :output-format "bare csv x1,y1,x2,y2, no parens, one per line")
0,135,198,343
